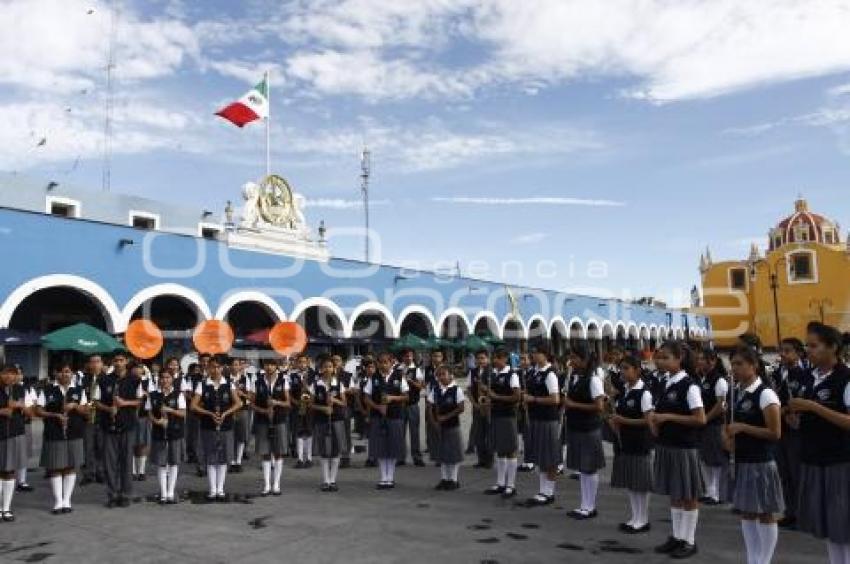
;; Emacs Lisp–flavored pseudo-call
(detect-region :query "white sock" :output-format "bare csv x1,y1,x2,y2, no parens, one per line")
826,542,844,564
707,466,720,500
449,463,459,482
305,437,313,461
138,455,147,475
321,459,330,484
16,467,27,485
207,466,217,495
636,492,650,527
61,472,75,508
671,508,684,539
262,460,272,491
626,491,638,526
584,473,598,511
505,458,518,488
297,438,305,461
756,522,778,564
496,457,506,487
741,520,761,564
167,466,179,499
236,443,245,465
440,464,449,481
216,464,227,494
132,457,138,475
272,458,283,490
547,476,556,497
158,467,168,499
1,480,14,512
387,459,396,482
330,457,340,483
844,544,850,564
50,476,63,510
538,473,547,496
681,509,698,545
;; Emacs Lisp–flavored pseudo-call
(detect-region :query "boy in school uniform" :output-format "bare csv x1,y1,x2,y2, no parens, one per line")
483,349,521,498
398,348,426,467
79,354,107,485
468,350,494,469
428,365,465,490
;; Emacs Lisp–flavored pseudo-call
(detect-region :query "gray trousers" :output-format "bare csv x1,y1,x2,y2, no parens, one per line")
83,423,102,479
776,427,802,518
472,409,493,465
426,412,441,461
341,406,353,460
103,431,134,498
402,404,422,461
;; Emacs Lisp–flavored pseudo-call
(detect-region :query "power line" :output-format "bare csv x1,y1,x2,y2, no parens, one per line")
101,0,117,192
361,146,371,263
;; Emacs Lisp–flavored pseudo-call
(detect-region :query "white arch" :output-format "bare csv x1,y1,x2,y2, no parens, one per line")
471,311,501,338
290,297,348,329
215,291,286,323
649,324,658,338
437,307,473,338
549,316,568,339
122,283,212,331
501,315,529,340
345,301,397,339
600,320,615,338
614,320,628,338
586,320,601,339
639,323,650,339
526,314,548,339
566,316,587,339
627,322,639,338
0,274,123,332
396,305,438,338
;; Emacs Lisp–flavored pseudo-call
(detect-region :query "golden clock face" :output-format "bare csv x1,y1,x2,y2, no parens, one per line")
258,174,294,226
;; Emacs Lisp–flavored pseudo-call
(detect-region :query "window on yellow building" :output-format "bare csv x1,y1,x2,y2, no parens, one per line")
825,231,834,244
789,252,814,282
729,268,747,290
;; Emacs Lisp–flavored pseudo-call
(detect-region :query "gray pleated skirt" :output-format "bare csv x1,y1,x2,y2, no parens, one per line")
369,417,405,460
135,419,151,447
699,425,728,467
234,409,252,444
653,445,705,500
797,462,850,543
611,453,653,492
438,425,464,464
254,422,289,457
313,420,346,459
566,428,606,474
724,460,785,515
150,438,185,467
200,429,235,465
492,416,519,456
0,438,17,472
528,419,562,470
42,438,85,471
23,424,33,459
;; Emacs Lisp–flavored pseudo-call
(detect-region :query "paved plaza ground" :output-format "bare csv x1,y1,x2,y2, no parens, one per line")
0,415,824,564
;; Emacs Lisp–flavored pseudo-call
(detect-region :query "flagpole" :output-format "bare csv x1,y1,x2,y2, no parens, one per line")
265,69,271,177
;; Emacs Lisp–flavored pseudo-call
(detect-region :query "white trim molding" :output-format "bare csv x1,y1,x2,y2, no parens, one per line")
345,301,397,339
289,297,348,334
785,249,819,285
501,315,528,340
471,311,501,338
121,283,212,330
197,222,224,238
526,314,548,339
45,196,81,218
214,291,286,323
437,308,473,338
396,305,438,338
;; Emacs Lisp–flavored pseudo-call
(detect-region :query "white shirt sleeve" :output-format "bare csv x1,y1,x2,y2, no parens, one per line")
144,397,152,411
714,378,729,398
589,376,605,399
284,379,291,392
415,368,424,382
92,384,101,401
640,390,654,413
136,384,144,399
24,390,35,408
686,384,704,410
36,391,46,408
79,390,88,406
399,378,409,393
456,387,465,403
426,389,435,404
363,379,372,396
509,373,520,389
544,372,559,395
194,383,203,396
178,395,187,410
759,388,780,410
843,382,850,410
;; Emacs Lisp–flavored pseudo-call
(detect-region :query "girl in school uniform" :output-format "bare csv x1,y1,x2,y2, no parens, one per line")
789,322,850,564
429,364,465,490
609,355,655,534
192,356,242,501
723,346,783,564
695,349,729,505
133,363,152,481
312,357,347,492
230,358,253,473
16,369,36,493
484,349,521,498
35,364,88,514
649,342,707,560
364,351,408,489
0,365,29,521
147,369,186,505
358,358,377,467
290,354,315,469
252,358,290,496
563,343,607,520
522,347,561,506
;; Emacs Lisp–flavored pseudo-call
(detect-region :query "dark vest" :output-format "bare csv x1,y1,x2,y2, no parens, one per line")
566,373,603,432
468,367,492,400
527,367,558,421
42,384,86,441
699,370,725,426
490,368,518,418
776,365,810,406
655,374,700,448
800,364,850,465
97,374,140,433
198,381,235,431
313,380,346,424
149,388,185,441
733,383,775,463
0,384,26,438
434,385,461,428
137,377,152,417
646,370,667,403
370,372,404,419
397,365,421,405
254,373,289,426
615,384,652,455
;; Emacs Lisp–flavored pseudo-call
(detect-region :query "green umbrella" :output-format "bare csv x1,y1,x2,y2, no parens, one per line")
480,333,505,346
42,323,124,354
462,334,493,351
423,335,453,350
390,333,428,351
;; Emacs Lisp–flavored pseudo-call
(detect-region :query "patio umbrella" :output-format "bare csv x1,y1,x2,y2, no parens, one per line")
462,334,493,351
42,323,124,354
245,328,271,345
423,335,453,350
390,333,428,351
481,333,505,346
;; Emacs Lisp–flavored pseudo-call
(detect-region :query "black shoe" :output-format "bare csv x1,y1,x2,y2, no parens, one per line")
397,460,406,466
435,480,448,490
138,474,147,482
501,487,517,499
413,458,425,467
106,498,117,509
216,493,226,502
569,472,580,480
484,485,505,495
625,523,650,534
118,497,131,508
778,516,797,529
387,481,395,489
80,477,93,486
17,483,33,492
305,460,314,468
196,468,206,477
699,496,720,506
2,511,15,522
52,508,63,515
618,522,633,532
670,542,698,559
365,459,377,468
62,506,73,514
568,509,598,520
320,483,331,492
167,498,178,505
376,483,389,490
206,493,217,502
230,464,242,473
446,481,459,490
158,498,167,505
473,462,486,469
526,494,554,506
655,537,683,554
329,483,339,492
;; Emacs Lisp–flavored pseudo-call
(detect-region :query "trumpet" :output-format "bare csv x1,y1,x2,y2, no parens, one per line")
299,392,312,416
89,374,98,424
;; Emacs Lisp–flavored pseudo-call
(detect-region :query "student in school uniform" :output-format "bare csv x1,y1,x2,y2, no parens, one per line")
649,342,707,560
483,349,521,498
252,358,290,496
364,351,408,489
191,356,243,501
0,365,30,521
423,349,444,466
694,349,729,505
774,337,809,529
789,322,850,564
146,368,186,505
523,347,561,506
312,357,347,492
230,358,253,473
723,346,783,564
133,363,152,482
290,354,315,468
468,350,494,469
15,370,36,493
516,352,536,473
35,364,88,514
429,365,465,490
93,352,143,508
332,354,354,469
609,355,654,534
358,357,377,468
79,354,107,485
397,348,426,467
563,343,607,519
186,356,208,470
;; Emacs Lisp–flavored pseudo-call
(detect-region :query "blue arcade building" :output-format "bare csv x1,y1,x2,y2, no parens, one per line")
0,173,710,378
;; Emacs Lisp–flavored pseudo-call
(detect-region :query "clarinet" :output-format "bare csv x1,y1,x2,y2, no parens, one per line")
89,373,98,425
268,375,277,442
61,386,68,440
727,379,736,481
324,382,334,454
379,376,389,435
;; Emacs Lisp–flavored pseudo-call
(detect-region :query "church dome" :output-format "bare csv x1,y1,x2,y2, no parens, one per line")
768,198,841,251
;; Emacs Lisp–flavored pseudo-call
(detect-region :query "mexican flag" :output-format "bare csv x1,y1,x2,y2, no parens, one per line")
215,76,269,128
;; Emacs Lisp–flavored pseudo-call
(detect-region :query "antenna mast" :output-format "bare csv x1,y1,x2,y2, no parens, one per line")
101,0,117,192
360,146,371,263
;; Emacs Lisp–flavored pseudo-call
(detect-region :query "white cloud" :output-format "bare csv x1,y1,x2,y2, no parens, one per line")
304,198,390,209
206,60,286,87
511,232,548,244
431,196,625,206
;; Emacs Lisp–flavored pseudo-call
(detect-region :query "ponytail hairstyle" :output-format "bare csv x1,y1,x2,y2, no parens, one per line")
569,341,599,377
701,348,728,377
732,345,759,368
659,341,696,376
806,321,844,357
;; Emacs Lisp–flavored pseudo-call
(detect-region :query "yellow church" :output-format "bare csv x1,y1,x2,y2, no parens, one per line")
699,198,849,349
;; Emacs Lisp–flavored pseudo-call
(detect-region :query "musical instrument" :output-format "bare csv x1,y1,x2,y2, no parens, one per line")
60,387,68,440
299,392,312,416
110,384,119,432
478,369,492,419
88,373,98,424
727,379,736,481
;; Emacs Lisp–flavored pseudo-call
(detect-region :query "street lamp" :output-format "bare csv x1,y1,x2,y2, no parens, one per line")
750,256,787,347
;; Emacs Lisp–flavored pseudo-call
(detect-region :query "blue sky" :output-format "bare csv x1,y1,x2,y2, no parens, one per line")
3,0,850,306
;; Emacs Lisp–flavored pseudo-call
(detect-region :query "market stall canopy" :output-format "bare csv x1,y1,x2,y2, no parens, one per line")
462,335,493,351
42,323,124,354
390,334,429,351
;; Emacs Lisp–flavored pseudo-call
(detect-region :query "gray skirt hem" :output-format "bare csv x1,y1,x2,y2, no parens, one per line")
725,460,785,515
42,439,85,471
653,445,705,500
438,426,464,464
313,420,346,459
492,416,519,456
199,429,235,465
368,418,404,460
150,438,185,467
528,419,561,470
611,453,653,492
254,422,289,457
566,429,606,474
797,462,850,543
